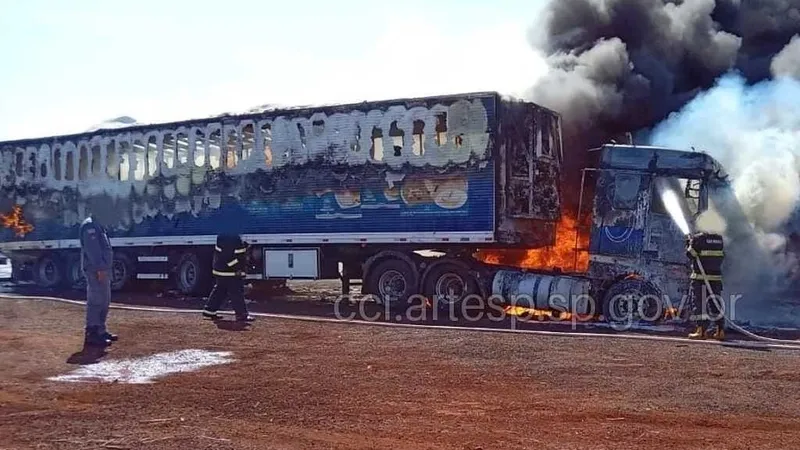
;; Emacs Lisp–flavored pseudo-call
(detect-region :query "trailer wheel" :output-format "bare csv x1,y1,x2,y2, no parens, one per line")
33,253,64,289
364,258,418,310
176,251,211,296
110,253,133,292
602,278,662,325
422,261,479,312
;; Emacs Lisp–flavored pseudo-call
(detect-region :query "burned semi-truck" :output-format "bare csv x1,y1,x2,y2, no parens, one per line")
0,91,728,323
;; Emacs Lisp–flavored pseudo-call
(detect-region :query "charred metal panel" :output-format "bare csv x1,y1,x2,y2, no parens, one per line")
496,99,561,247
0,93,500,244
644,214,689,264
591,168,696,263
599,144,727,180
589,171,649,257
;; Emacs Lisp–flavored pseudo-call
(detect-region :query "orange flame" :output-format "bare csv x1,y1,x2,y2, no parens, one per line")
504,305,571,320
0,205,34,237
503,305,602,322
476,210,591,273
505,305,678,322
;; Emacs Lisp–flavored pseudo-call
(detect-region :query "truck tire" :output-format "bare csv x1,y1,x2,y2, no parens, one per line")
33,253,64,289
364,257,418,311
11,263,22,283
422,261,479,312
602,278,662,325
110,253,133,292
175,251,211,296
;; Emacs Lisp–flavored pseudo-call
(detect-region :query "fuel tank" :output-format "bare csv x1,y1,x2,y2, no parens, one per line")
491,270,594,315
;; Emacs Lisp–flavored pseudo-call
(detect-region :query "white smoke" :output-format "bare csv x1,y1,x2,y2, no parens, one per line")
85,116,142,132
771,34,800,79
649,72,800,327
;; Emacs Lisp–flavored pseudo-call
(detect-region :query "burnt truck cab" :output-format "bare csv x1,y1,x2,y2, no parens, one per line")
584,143,728,322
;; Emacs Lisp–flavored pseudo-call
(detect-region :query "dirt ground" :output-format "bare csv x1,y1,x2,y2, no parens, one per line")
2,297,800,450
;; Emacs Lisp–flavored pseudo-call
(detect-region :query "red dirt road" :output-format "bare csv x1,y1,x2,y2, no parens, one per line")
2,297,800,450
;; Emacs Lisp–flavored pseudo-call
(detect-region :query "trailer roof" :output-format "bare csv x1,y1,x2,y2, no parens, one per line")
0,91,508,147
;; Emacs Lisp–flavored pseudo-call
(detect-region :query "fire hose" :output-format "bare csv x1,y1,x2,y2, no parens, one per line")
692,250,800,348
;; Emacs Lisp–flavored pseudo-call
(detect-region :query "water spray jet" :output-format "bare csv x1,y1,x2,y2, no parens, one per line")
654,177,693,236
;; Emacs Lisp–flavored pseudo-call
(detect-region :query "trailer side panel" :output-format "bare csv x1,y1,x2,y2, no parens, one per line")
0,93,500,250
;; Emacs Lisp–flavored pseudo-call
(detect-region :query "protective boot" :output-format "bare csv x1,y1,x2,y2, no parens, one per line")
84,327,111,347
202,310,222,320
688,325,706,339
102,332,119,342
709,326,726,341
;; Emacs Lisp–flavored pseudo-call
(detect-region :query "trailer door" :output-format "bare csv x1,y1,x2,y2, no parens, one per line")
500,102,562,222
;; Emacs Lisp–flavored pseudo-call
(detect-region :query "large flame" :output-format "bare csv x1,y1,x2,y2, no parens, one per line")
0,205,34,238
476,210,590,273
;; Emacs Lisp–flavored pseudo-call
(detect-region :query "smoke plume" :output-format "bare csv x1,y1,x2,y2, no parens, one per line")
771,35,800,78
650,74,800,326
524,0,800,326
525,0,800,201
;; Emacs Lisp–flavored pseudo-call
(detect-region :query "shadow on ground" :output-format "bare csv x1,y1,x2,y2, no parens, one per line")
213,320,252,332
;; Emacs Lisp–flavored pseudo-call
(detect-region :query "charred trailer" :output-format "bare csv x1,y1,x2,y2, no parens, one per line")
0,92,565,305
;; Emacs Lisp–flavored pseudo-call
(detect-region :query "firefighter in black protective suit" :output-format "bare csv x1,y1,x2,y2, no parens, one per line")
202,234,254,322
685,232,725,340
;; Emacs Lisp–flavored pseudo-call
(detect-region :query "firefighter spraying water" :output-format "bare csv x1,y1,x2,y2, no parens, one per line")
653,175,800,348
655,179,726,339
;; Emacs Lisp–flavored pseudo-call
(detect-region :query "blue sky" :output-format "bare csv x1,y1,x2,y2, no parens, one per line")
0,0,549,141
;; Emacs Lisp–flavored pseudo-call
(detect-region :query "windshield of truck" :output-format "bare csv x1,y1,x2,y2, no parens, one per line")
650,177,703,219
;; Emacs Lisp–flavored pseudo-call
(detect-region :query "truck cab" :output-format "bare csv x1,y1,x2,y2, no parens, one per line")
583,144,728,322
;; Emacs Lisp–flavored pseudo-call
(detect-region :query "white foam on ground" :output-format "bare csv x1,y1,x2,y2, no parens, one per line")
48,349,235,384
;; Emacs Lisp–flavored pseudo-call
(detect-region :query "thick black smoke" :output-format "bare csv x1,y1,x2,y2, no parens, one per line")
523,0,800,325
715,0,800,78
525,0,800,203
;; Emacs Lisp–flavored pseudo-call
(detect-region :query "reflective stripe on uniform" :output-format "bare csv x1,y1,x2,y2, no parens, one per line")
215,245,223,252
234,247,247,254
690,273,722,281
227,258,239,267
699,250,724,257
213,269,237,276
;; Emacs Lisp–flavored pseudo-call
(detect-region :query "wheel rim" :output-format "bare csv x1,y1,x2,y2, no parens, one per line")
378,269,407,301
638,294,659,320
434,272,465,304
611,291,638,320
112,259,126,285
610,288,657,322
38,259,58,285
181,260,197,288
